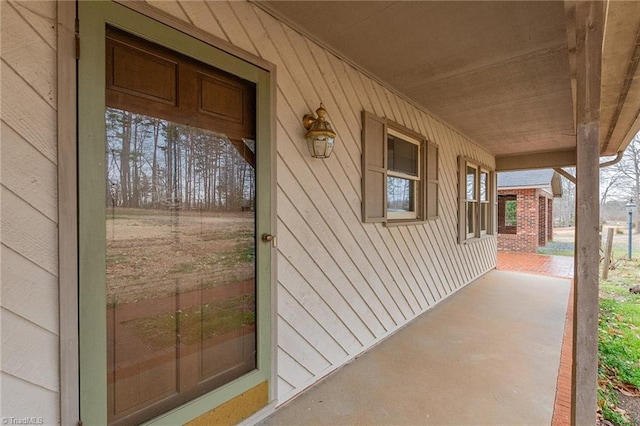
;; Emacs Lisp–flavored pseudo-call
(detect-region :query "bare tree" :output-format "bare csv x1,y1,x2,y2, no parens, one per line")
106,108,257,213
600,167,621,206
554,167,575,227
600,133,640,230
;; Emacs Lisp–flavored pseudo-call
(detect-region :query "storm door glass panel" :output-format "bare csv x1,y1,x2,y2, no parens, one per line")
105,108,256,425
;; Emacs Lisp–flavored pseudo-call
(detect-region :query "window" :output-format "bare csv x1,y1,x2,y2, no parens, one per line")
498,195,518,234
387,128,420,219
458,157,495,242
465,163,478,238
505,200,517,226
362,111,439,224
480,169,490,235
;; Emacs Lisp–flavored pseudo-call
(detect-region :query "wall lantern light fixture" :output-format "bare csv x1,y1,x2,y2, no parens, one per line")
302,103,336,159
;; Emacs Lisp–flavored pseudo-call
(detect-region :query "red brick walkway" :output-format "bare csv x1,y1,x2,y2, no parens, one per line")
497,252,573,426
497,251,574,278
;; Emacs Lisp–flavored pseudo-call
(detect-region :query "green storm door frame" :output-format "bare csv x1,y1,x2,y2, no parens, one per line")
78,2,273,424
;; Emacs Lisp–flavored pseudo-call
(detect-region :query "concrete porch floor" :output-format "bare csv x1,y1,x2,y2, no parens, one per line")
258,270,571,425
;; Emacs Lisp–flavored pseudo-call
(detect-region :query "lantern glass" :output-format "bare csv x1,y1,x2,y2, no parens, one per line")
626,199,636,214
307,134,335,158
302,103,336,159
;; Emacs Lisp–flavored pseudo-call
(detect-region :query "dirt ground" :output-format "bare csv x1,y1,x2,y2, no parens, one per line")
105,208,258,419
106,208,255,304
617,390,640,425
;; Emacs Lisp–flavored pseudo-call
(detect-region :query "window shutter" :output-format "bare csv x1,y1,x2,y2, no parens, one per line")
427,142,439,219
362,111,387,222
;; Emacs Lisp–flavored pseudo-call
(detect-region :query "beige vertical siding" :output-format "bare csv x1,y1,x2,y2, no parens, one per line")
140,0,498,405
1,1,60,423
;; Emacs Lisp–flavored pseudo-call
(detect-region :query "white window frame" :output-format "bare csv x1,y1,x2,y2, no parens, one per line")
387,127,421,220
459,157,495,243
464,163,478,239
479,168,490,236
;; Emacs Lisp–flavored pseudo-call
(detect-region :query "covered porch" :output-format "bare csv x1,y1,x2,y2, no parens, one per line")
4,1,640,424
251,2,640,422
255,267,572,425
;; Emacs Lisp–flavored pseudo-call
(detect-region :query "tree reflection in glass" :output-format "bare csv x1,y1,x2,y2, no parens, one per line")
105,108,256,424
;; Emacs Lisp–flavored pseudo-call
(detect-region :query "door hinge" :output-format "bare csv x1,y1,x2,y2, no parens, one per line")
75,17,80,59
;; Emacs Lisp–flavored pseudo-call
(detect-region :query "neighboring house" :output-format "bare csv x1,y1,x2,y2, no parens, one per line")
1,1,640,425
497,170,563,252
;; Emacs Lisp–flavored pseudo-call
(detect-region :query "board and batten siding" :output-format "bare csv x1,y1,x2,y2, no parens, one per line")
1,0,60,423
138,0,497,405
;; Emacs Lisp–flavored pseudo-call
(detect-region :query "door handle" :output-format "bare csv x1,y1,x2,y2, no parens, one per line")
262,233,277,247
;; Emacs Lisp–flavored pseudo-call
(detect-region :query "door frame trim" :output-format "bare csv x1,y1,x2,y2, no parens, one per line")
72,1,277,424
57,1,79,425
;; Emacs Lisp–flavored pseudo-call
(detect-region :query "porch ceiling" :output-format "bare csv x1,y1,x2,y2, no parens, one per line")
255,1,640,168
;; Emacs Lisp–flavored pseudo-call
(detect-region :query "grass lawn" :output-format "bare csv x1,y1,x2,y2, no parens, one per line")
539,234,640,424
599,258,640,425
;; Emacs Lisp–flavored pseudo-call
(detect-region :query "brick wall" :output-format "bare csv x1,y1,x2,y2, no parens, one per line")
497,188,553,252
538,197,546,246
547,201,553,241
